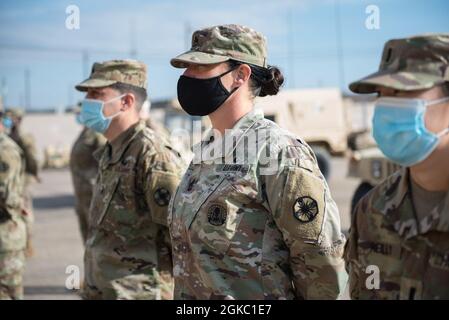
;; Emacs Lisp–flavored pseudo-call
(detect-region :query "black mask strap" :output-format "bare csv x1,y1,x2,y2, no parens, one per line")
218,65,241,95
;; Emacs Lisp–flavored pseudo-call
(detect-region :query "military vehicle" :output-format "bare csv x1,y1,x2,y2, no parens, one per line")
255,88,349,179
151,99,196,163
347,130,401,214
43,145,70,169
151,89,351,179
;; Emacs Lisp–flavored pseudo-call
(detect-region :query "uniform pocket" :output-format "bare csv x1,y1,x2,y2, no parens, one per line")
0,214,27,252
90,175,120,227
423,250,449,299
99,173,154,240
188,177,246,254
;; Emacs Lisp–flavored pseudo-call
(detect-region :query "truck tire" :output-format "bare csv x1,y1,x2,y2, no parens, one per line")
350,182,374,216
311,146,331,180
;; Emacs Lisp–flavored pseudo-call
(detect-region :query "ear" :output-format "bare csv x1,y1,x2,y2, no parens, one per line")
234,64,251,86
121,93,136,111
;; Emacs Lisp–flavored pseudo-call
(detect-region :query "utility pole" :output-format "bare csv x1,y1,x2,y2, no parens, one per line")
334,0,345,89
1,77,7,107
185,22,192,50
24,68,30,110
67,85,74,109
288,10,295,89
82,49,89,78
129,19,137,58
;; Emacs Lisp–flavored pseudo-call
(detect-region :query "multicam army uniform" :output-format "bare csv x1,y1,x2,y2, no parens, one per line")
169,109,348,299
7,110,39,257
346,34,449,300
75,59,186,299
70,127,106,243
345,168,449,299
83,121,185,300
0,132,26,299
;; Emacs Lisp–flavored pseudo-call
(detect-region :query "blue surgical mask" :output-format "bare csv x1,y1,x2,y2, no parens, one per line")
79,94,126,133
372,96,449,167
2,116,13,130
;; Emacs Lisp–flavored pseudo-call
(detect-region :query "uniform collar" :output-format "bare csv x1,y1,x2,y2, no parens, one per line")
374,167,449,239
96,121,145,166
193,108,264,162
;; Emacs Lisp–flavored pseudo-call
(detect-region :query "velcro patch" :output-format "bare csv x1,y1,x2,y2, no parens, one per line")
216,164,250,175
0,161,9,173
293,196,319,223
207,203,227,226
281,167,326,242
154,187,171,207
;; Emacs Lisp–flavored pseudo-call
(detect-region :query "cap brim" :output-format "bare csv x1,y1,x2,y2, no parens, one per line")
75,78,117,92
349,70,443,94
170,50,230,68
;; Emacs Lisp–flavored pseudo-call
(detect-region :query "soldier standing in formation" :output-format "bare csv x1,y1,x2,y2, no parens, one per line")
67,27,448,301
70,108,107,244
0,110,27,299
6,108,39,257
345,34,449,299
75,60,185,299
168,24,348,299
70,100,170,245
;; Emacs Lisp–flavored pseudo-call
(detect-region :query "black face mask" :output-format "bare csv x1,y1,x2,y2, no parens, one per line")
177,68,239,116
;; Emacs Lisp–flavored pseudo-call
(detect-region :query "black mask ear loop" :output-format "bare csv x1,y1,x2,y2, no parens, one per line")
217,65,241,95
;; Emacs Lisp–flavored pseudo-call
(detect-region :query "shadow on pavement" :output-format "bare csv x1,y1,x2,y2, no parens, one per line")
33,194,75,209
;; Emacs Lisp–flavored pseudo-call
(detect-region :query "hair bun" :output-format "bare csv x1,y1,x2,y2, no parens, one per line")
259,66,284,97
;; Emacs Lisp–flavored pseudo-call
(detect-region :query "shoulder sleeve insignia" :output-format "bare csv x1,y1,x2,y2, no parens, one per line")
293,196,319,223
0,161,10,173
153,187,171,207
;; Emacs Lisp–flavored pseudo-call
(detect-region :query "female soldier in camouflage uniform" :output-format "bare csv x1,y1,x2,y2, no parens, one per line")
0,111,26,299
168,24,347,300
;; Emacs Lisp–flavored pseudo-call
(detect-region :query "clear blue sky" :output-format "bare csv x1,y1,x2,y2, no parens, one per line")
0,0,448,110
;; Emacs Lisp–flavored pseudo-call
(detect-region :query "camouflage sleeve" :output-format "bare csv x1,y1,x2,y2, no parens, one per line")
93,131,107,150
344,200,361,300
142,147,185,228
17,133,39,178
261,141,347,299
0,147,23,211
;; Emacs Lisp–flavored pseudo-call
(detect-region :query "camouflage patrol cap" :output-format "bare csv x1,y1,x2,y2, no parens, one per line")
350,34,449,93
171,24,268,68
75,59,147,92
6,108,25,119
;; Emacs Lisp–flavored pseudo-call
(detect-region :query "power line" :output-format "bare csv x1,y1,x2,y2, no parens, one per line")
0,43,127,55
0,43,380,60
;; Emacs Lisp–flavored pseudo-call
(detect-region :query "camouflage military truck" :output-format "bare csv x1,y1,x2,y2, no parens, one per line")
151,99,197,163
254,88,349,179
43,145,70,169
347,130,401,214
